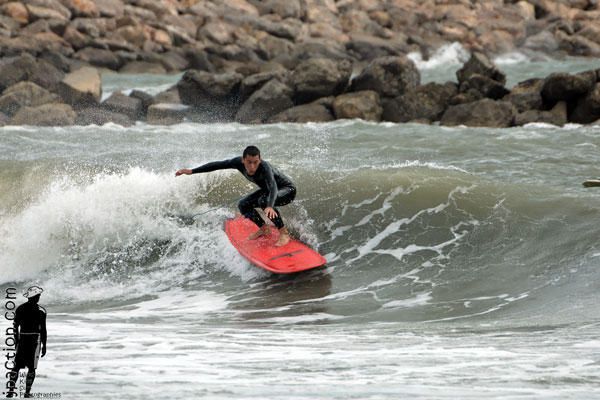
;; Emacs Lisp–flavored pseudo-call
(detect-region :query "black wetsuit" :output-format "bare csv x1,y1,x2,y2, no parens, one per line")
192,157,296,228
9,301,47,396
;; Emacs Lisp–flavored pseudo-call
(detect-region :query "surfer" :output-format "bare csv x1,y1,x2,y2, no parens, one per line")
175,146,296,247
8,286,47,398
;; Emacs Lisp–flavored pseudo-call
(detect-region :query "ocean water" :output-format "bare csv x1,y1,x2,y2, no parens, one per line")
1,51,600,399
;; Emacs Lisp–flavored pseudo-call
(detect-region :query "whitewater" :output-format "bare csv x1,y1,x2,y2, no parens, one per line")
1,48,599,399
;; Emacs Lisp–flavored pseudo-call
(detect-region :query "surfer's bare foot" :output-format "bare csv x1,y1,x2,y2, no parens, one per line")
275,227,290,247
248,225,270,240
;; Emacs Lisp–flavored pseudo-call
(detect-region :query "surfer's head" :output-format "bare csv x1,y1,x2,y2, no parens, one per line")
242,145,261,176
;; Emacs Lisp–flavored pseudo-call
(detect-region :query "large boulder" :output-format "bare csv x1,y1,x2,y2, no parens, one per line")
382,82,457,123
58,66,102,108
456,52,506,86
570,83,600,124
235,79,294,123
250,0,304,19
73,47,122,70
75,107,133,126
541,72,595,102
94,0,125,18
25,0,72,21
0,81,59,116
2,2,29,25
0,53,64,92
346,33,407,60
101,91,143,120
147,103,190,125
514,101,567,127
503,79,544,112
292,58,352,103
177,70,243,121
129,90,154,115
59,0,99,18
239,70,290,100
458,74,509,100
11,103,76,126
267,102,334,123
441,99,516,128
332,90,383,121
350,56,420,98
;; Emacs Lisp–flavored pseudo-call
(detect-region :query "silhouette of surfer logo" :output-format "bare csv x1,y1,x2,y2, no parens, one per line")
6,286,47,398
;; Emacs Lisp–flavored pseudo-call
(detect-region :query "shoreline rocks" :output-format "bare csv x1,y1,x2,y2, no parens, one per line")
1,51,600,127
1,0,600,127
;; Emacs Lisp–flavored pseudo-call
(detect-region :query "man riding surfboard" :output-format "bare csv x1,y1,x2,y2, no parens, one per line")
175,146,296,247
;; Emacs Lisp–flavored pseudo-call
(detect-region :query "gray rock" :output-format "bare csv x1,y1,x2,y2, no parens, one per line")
58,66,102,108
0,81,59,116
523,30,559,53
177,70,241,103
333,90,383,121
184,48,215,73
177,70,243,121
441,99,516,128
39,50,72,72
249,0,304,19
235,79,294,123
514,101,567,126
25,0,72,21
158,50,189,72
129,90,154,115
240,70,290,100
0,111,8,126
351,56,420,98
147,103,190,125
556,31,600,57
267,102,334,123
153,88,180,104
503,79,544,112
570,83,600,124
541,72,595,102
382,82,457,122
0,53,64,93
346,33,407,60
456,52,506,86
292,58,352,103
75,107,133,126
102,91,143,120
285,39,350,63
449,88,484,106
11,103,76,126
73,47,122,70
459,74,509,100
119,61,167,74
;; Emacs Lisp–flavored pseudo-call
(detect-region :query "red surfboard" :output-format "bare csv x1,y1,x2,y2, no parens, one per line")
224,217,327,274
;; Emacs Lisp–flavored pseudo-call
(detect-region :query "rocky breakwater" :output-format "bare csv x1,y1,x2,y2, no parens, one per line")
1,0,600,76
1,50,599,127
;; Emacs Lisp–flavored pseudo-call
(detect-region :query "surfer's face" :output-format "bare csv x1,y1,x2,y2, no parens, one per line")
242,155,261,176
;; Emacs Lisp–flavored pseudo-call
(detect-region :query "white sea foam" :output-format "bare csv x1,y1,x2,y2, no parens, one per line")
408,42,470,70
0,167,261,293
493,52,531,65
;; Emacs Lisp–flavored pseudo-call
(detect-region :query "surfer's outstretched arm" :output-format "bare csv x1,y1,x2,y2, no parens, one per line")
175,158,237,176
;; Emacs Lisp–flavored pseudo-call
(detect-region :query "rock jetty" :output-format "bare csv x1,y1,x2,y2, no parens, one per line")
0,0,599,126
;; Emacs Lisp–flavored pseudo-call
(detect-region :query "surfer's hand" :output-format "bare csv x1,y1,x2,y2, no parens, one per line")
41,344,46,357
175,168,192,177
265,207,277,219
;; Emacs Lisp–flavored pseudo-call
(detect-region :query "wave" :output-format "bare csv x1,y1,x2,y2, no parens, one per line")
1,164,599,324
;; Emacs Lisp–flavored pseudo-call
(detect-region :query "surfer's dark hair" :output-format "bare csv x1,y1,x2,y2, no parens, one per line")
243,146,261,158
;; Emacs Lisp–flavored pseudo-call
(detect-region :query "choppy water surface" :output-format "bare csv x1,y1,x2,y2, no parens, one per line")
1,53,599,399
